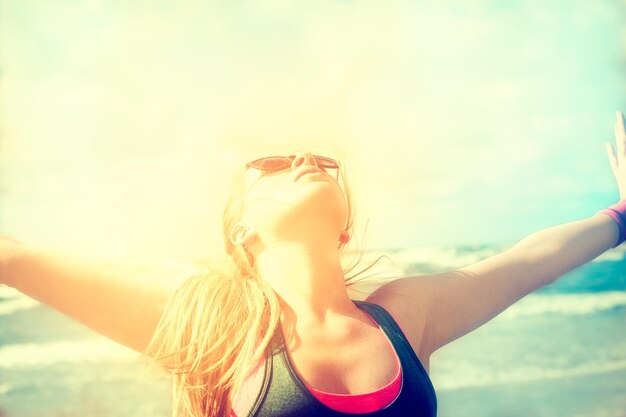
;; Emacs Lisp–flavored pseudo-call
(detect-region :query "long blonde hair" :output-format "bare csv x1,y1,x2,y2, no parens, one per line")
140,155,393,417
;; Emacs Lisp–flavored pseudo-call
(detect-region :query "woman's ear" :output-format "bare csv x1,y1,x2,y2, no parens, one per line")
230,222,256,246
339,230,350,244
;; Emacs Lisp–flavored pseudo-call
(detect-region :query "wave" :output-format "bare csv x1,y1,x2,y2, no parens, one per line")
349,243,626,282
433,359,626,390
391,246,503,272
0,285,23,299
0,296,41,315
0,338,139,368
498,291,626,320
0,286,41,315
389,244,625,273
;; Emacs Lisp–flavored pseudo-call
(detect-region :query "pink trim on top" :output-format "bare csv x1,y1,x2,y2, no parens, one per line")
230,306,403,417
307,368,402,414
304,308,402,413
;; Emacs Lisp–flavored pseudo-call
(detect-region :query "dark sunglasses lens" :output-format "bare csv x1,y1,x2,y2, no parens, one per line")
313,156,339,168
251,156,291,171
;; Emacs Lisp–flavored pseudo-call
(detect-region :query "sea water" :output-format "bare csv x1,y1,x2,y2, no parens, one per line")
1,245,625,417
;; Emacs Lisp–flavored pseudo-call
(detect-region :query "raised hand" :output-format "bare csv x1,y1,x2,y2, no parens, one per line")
606,111,626,201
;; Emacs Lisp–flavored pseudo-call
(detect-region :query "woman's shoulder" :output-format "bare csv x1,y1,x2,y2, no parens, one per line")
362,277,432,367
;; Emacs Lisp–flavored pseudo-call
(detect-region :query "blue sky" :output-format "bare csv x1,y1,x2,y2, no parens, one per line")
1,0,624,262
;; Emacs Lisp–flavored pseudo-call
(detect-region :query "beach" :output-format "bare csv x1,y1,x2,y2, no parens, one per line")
1,244,625,417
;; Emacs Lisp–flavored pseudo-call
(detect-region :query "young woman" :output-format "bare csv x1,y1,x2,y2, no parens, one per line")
1,111,625,417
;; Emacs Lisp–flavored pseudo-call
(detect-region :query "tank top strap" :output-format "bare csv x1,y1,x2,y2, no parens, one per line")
352,300,437,412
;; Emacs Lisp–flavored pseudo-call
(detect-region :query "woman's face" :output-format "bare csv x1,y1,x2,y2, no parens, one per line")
240,152,348,245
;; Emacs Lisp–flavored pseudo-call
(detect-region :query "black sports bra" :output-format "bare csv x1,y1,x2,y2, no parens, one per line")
244,300,437,417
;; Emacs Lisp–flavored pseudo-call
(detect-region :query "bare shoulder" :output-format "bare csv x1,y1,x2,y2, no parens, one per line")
364,247,546,360
364,275,433,369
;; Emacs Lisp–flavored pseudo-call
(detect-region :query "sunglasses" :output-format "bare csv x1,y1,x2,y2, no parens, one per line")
245,155,341,180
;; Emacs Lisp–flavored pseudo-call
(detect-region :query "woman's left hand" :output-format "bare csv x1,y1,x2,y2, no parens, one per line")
606,111,626,201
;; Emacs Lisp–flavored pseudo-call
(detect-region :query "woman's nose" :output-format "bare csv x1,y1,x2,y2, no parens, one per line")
291,151,318,170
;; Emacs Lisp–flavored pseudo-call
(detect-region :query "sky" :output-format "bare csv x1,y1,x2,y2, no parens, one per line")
1,0,625,264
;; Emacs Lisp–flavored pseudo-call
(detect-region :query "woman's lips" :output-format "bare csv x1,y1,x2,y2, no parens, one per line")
294,168,323,181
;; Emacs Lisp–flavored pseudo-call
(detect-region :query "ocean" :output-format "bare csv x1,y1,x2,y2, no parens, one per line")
1,244,625,417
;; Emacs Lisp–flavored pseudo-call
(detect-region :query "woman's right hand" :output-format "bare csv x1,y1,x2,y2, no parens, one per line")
606,111,626,201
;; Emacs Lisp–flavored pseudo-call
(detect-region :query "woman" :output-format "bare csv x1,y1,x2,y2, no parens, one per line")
1,111,625,417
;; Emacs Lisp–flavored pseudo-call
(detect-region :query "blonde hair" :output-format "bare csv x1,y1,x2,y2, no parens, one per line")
140,155,393,417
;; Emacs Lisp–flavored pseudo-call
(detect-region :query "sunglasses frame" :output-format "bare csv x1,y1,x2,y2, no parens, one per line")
245,155,341,181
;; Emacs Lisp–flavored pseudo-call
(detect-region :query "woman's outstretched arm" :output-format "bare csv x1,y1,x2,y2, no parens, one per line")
0,238,187,354
370,111,625,358
428,213,618,351
373,211,620,358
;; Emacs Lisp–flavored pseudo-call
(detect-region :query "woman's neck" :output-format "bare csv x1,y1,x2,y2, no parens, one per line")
255,240,359,334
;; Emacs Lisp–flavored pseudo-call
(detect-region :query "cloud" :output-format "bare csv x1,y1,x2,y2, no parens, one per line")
1,0,623,255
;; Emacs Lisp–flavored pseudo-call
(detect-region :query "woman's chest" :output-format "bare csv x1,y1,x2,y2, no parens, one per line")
230,302,429,417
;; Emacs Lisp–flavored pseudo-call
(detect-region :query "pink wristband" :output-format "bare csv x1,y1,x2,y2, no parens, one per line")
596,200,626,248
